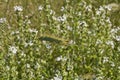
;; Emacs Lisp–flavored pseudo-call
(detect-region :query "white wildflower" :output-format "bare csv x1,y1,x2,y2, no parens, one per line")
110,62,115,67
99,6,105,11
46,44,51,49
52,16,57,21
96,39,102,45
67,65,73,71
106,17,111,23
111,27,120,34
62,57,67,61
21,51,26,57
118,66,120,69
104,5,112,11
114,36,120,41
28,28,38,34
61,7,65,11
53,74,62,80
26,64,30,68
9,46,17,54
6,66,10,70
0,18,6,24
69,40,76,44
111,28,117,34
18,61,20,64
50,10,55,15
56,56,62,61
26,20,31,24
67,26,72,31
56,56,67,62
14,6,23,12
11,31,19,35
96,10,101,15
103,57,109,63
62,14,67,21
54,77,62,80
79,21,88,27
28,41,33,46
38,5,43,11
106,40,114,48
87,31,92,34
34,62,40,69
57,14,67,22
24,41,33,47
86,5,92,11
78,12,82,16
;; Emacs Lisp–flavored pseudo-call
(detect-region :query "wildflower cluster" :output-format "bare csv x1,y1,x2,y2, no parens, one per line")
0,0,120,80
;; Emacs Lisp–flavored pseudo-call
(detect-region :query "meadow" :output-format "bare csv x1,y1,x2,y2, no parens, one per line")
0,0,120,80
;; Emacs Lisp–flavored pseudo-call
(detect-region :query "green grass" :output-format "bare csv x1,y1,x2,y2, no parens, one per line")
0,0,120,80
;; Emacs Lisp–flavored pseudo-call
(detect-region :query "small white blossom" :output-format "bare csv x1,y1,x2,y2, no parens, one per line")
14,6,23,12
56,56,62,61
28,28,38,34
110,62,115,67
61,7,65,11
24,19,31,24
6,66,10,70
53,74,62,80
79,21,88,27
111,27,120,34
26,64,30,68
52,16,57,21
118,66,120,69
57,15,67,22
62,57,67,61
28,41,33,46
78,12,82,16
114,36,120,41
104,5,112,11
38,5,43,11
103,57,109,63
24,41,33,47
67,65,73,71
96,39,102,45
56,56,67,62
99,6,105,11
9,46,17,54
46,44,51,49
106,40,114,48
67,26,72,31
50,10,55,15
69,40,76,44
54,77,62,80
106,17,111,23
96,10,101,15
0,18,6,24
86,5,92,11
21,51,26,57
11,31,20,35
